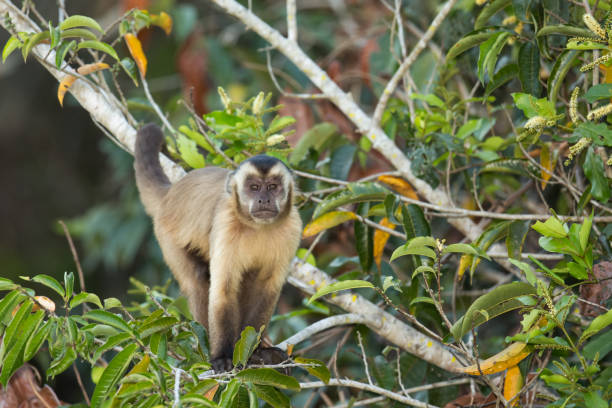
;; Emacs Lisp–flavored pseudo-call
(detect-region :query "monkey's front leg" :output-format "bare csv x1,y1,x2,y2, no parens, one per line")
208,260,242,372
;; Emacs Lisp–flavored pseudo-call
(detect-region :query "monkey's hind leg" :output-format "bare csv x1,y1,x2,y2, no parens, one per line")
156,233,210,328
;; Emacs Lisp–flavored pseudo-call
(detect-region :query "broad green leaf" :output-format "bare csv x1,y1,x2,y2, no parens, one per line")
218,379,240,406
391,236,437,261
409,296,436,306
176,134,205,168
512,93,555,118
537,25,595,38
508,259,536,286
24,319,53,361
0,278,16,291
572,122,612,147
55,40,76,68
354,202,373,272
1,300,33,356
119,57,138,86
518,42,541,96
93,332,132,362
268,116,296,134
302,211,357,238
485,64,518,97
579,212,593,252
312,182,388,219
451,282,536,339
181,394,219,407
84,310,132,333
70,292,102,309
413,265,435,278
0,291,24,325
90,343,138,408
330,144,357,180
475,0,511,29
447,31,501,60
566,40,608,50
60,28,98,41
178,125,215,153
480,32,511,83
49,24,60,48
580,309,612,344
137,316,178,338
506,221,530,260
46,346,77,379
443,243,490,260
584,84,612,103
583,329,612,360
30,274,65,298
294,357,331,384
2,36,22,63
538,236,579,257
512,0,531,21
104,297,122,309
531,217,567,238
289,122,337,165
22,31,50,61
251,384,289,408
584,147,610,202
233,326,260,367
59,15,103,32
77,40,119,60
236,368,300,391
411,93,445,108
0,310,44,386
547,50,580,104
64,272,74,301
584,391,608,408
308,280,374,303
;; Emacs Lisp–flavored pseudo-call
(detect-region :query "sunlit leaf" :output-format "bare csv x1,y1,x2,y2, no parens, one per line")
77,40,119,60
462,342,532,375
124,33,146,75
373,217,396,269
303,211,357,238
59,15,103,33
503,365,523,406
308,280,374,303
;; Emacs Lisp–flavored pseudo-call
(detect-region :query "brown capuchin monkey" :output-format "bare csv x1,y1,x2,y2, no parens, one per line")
134,123,302,372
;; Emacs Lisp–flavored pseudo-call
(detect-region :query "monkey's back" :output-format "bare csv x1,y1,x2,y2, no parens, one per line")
156,166,230,257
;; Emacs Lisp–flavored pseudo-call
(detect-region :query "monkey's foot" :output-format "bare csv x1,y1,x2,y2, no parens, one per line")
211,356,234,373
249,347,290,374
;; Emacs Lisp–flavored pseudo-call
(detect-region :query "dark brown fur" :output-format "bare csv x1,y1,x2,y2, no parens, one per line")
134,124,302,372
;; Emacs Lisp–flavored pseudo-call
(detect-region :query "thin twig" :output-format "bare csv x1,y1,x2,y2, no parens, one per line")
59,220,87,293
357,331,374,385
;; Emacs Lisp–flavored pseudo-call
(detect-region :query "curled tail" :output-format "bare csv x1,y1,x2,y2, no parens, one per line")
134,123,171,216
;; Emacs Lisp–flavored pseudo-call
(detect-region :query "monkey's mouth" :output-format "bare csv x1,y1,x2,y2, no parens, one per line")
251,209,278,219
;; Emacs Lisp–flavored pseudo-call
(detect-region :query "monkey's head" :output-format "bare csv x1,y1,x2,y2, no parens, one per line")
227,155,294,224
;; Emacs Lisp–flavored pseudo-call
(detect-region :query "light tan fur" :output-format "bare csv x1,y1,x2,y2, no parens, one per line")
134,124,302,371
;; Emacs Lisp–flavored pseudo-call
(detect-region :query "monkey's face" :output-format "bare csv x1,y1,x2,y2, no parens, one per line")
228,156,293,224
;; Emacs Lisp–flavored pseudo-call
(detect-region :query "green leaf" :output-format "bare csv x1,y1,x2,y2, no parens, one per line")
30,274,65,298
59,15,103,33
2,36,22,63
268,116,296,134
401,204,431,239
233,326,260,367
1,299,33,356
24,319,53,361
451,282,536,340
580,309,612,344
583,329,612,360
289,122,338,165
584,391,608,408
443,243,490,260
566,39,608,50
508,259,536,286
475,0,512,29
547,50,580,104
0,310,44,386
93,332,132,362
181,394,219,407
138,316,178,338
531,217,567,238
251,384,289,408
584,147,610,202
579,212,593,252
69,292,103,309
484,64,518,97
176,134,205,168
64,272,74,301
390,236,437,261
447,31,502,60
90,343,139,408
506,221,530,260
119,57,138,85
518,42,541,96
178,125,215,153
308,280,374,303
49,23,60,48
512,93,555,118
479,32,511,83
218,379,240,406
537,25,595,38
46,346,77,379
312,182,388,219
409,296,436,307
60,28,99,41
294,357,331,384
21,31,50,61
0,278,16,291
55,40,76,68
572,122,612,147
354,202,373,272
84,310,132,333
0,291,24,324
236,368,300,391
411,93,445,108
584,84,612,103
77,40,118,60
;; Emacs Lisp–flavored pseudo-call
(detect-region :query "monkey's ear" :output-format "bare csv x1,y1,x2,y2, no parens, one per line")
225,171,236,194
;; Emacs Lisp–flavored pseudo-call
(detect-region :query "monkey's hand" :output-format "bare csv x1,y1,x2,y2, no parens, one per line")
211,355,234,373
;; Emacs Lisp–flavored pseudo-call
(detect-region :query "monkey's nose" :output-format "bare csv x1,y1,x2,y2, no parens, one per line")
258,199,271,204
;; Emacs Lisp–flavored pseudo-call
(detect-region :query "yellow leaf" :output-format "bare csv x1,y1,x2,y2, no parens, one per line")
540,143,553,189
76,62,110,76
57,75,77,107
33,296,55,313
503,365,523,407
303,211,357,238
124,33,147,77
286,343,294,356
456,254,473,282
373,217,396,269
463,342,531,375
378,175,418,199
204,383,219,401
151,11,173,35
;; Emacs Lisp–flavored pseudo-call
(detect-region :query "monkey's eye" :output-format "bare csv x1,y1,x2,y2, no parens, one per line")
267,184,277,191
250,184,260,191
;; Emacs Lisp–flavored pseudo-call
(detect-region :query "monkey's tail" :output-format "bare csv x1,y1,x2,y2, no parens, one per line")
134,123,171,216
